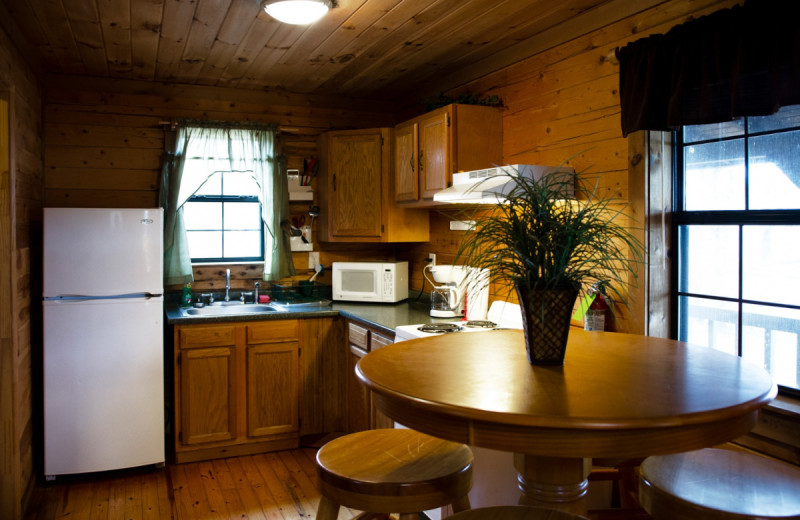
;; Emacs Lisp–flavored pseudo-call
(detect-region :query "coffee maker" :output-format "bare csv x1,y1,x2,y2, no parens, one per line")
424,265,489,319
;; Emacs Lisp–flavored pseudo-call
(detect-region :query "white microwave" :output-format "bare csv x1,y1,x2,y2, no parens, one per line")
332,261,409,303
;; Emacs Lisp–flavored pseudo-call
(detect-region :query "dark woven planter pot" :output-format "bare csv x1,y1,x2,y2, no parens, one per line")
514,280,579,365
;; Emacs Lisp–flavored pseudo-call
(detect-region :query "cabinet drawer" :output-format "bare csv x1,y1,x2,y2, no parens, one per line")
348,322,369,350
179,325,236,348
370,332,393,350
247,320,299,344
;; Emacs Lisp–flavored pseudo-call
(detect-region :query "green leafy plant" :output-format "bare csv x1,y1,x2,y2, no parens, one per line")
454,166,643,312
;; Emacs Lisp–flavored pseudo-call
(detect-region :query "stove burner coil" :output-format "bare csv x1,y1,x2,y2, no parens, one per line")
463,320,497,329
417,323,462,333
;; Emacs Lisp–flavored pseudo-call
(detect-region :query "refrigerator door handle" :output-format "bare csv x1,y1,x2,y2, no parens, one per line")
43,292,163,302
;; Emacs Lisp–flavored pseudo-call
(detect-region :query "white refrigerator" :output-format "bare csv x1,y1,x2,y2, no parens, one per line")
43,208,165,478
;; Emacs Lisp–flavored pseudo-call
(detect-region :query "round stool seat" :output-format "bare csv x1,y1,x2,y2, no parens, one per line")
639,448,800,520
448,505,588,519
316,429,473,518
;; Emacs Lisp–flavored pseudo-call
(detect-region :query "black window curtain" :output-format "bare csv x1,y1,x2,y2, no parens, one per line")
616,0,800,137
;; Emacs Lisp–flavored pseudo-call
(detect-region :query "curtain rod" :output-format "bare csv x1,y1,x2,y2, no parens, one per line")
157,119,298,133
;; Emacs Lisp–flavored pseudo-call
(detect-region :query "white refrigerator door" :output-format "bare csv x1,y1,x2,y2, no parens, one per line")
43,208,163,297
44,297,165,476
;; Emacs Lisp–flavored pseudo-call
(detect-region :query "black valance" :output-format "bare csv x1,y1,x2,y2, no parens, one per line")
616,0,800,137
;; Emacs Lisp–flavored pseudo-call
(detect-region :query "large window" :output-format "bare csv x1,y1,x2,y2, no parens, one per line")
675,105,800,395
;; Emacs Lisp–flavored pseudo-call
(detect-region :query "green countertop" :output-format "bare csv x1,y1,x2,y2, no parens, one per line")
165,292,448,336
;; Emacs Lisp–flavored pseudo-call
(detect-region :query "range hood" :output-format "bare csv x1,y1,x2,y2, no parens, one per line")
433,164,575,204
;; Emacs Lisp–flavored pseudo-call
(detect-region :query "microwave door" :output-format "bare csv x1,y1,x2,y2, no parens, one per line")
340,269,380,301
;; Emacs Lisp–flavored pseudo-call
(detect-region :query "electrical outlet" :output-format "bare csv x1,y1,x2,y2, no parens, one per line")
428,253,436,265
308,251,320,269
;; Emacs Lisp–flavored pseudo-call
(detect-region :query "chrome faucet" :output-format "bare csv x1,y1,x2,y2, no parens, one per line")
254,281,260,304
224,268,231,301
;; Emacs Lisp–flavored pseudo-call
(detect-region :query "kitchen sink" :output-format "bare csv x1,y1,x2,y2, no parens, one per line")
271,299,332,310
182,304,283,316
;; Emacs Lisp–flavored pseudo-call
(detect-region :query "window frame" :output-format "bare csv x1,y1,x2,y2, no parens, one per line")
672,117,800,398
184,170,265,264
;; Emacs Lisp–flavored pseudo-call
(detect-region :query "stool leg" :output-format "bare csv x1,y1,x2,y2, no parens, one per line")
316,495,341,520
452,494,471,513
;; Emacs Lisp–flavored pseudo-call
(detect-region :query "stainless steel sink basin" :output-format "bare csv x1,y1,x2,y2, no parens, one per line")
182,304,283,316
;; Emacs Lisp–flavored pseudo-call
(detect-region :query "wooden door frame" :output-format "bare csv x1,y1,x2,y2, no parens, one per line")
0,83,18,518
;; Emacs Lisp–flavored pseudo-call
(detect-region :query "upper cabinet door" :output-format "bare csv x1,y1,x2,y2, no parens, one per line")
418,110,450,200
394,122,418,203
329,131,384,239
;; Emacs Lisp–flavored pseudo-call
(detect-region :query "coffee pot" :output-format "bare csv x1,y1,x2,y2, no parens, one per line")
424,264,469,318
424,264,490,319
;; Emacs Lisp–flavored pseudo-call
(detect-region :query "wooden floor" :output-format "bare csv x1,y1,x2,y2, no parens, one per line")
23,447,653,520
24,448,362,520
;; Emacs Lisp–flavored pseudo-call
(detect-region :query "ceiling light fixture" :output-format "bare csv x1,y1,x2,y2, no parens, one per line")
260,0,332,25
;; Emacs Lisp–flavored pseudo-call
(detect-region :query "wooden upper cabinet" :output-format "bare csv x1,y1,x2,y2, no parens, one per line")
394,122,418,202
318,128,429,243
394,104,503,206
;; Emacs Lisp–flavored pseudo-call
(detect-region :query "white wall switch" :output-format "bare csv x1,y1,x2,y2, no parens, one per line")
308,251,320,269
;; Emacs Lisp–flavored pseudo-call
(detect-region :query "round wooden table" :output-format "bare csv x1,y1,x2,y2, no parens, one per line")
356,329,777,515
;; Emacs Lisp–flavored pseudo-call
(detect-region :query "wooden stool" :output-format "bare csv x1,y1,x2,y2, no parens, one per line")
639,448,800,519
448,505,589,519
315,428,473,520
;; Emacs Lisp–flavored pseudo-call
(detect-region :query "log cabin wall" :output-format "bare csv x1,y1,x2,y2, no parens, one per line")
396,0,742,329
42,76,398,292
0,9,44,520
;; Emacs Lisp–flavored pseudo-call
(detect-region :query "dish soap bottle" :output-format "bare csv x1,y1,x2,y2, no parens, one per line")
181,283,193,308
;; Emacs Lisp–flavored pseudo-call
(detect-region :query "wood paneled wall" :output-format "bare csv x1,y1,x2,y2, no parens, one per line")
0,10,44,520
42,75,398,291
398,0,741,330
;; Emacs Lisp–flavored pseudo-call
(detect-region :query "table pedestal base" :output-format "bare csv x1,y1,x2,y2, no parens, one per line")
514,454,591,515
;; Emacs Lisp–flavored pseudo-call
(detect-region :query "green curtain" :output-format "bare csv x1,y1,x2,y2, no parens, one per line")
159,122,295,286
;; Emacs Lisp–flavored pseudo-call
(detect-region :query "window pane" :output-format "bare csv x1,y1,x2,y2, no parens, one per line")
679,296,738,356
225,202,261,230
224,231,261,258
748,104,800,133
224,171,259,197
683,140,745,210
679,225,739,298
187,230,222,258
683,118,744,142
748,131,800,209
743,303,800,390
183,201,221,230
742,225,800,306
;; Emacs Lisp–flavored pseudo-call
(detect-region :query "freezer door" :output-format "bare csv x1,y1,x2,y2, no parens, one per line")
43,208,163,297
43,297,165,476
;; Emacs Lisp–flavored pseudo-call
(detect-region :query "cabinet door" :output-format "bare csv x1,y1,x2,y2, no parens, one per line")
329,132,383,238
346,345,370,432
419,110,450,200
246,341,300,438
369,332,395,429
179,346,237,445
394,122,418,202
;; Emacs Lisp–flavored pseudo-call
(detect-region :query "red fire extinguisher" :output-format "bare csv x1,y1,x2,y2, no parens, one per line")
584,283,609,331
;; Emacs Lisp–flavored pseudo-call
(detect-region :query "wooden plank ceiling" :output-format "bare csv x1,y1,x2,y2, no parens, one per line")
1,0,645,101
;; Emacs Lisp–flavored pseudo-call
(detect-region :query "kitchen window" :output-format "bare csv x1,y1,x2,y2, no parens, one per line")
183,169,263,262
674,105,800,396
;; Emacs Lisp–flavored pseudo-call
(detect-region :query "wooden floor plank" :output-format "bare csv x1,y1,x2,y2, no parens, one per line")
224,457,271,520
238,455,285,520
88,477,111,520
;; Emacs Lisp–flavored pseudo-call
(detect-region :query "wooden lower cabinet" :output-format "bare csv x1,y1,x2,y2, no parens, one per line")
346,320,395,432
173,320,301,463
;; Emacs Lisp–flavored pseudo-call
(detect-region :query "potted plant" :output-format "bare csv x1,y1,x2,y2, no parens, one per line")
454,165,643,365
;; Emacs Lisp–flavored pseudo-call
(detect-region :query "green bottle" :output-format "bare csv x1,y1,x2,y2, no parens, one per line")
181,283,193,307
